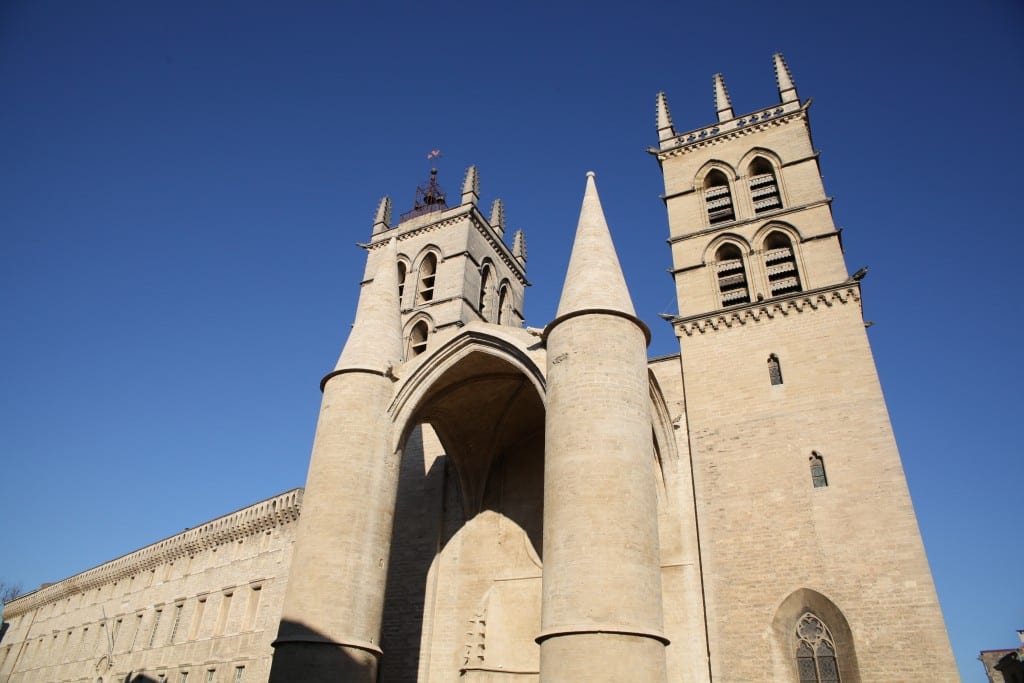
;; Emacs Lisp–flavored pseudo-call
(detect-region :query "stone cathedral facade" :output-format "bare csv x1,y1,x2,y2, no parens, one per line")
1,55,958,683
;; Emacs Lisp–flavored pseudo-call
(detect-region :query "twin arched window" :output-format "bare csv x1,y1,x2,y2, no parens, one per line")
702,156,783,227
796,612,840,682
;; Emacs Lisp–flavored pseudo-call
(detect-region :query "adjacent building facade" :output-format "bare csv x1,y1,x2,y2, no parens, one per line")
1,55,958,682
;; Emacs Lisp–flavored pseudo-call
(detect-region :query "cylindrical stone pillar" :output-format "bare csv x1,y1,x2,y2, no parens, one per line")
539,312,668,683
270,370,400,683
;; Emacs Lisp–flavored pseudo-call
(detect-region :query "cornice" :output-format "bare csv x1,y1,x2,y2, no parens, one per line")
366,207,528,286
673,283,861,336
652,100,810,161
665,199,835,246
4,489,303,617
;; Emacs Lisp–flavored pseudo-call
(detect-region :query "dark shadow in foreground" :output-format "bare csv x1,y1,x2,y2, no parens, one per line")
270,619,377,683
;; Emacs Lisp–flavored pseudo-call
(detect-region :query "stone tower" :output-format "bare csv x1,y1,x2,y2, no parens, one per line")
651,55,959,680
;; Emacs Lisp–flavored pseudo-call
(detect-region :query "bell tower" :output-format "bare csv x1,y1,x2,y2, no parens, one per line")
651,55,959,681
366,165,528,360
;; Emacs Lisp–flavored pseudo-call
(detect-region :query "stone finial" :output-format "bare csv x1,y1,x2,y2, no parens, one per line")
461,165,480,206
372,196,392,235
714,73,734,122
512,229,527,265
489,198,505,237
555,172,636,318
334,237,403,373
773,53,799,104
656,91,676,143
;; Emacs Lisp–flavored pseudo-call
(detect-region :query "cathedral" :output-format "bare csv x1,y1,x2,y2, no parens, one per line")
0,55,958,683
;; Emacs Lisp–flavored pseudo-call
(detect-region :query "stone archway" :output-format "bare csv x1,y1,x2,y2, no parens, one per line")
380,339,547,683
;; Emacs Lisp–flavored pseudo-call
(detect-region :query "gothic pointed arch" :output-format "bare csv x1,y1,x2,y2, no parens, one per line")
403,313,435,360
412,246,442,305
739,147,786,214
478,259,496,321
705,237,752,307
770,588,860,683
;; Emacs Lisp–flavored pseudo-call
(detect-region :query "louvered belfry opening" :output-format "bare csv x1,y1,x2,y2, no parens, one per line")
763,232,801,297
715,243,750,306
749,157,782,213
704,169,735,224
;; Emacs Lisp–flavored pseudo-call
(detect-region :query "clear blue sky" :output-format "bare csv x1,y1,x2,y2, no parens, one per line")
2,2,1021,679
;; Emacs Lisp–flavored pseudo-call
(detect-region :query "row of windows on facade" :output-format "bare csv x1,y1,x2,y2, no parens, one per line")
703,157,784,226
398,256,514,331
14,535,275,626
765,354,830,489
715,230,802,307
2,586,262,674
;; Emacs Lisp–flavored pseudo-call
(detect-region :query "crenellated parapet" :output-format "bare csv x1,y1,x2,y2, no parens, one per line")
4,489,303,617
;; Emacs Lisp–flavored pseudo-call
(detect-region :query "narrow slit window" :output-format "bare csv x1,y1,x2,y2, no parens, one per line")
417,253,437,304
479,264,493,320
796,612,841,682
703,169,735,224
763,231,802,297
810,452,828,488
768,354,783,385
749,157,782,213
168,603,183,644
397,261,407,306
714,243,750,306
148,609,162,648
497,285,512,325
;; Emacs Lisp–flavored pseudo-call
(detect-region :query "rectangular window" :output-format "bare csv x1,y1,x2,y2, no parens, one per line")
168,603,184,644
148,609,163,648
234,665,245,683
242,586,262,631
130,614,143,651
189,598,207,640
179,672,189,683
213,593,232,636
112,618,123,651
206,670,216,683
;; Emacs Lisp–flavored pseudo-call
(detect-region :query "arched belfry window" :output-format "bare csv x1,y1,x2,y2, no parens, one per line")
714,243,750,306
768,354,783,385
397,261,407,306
408,320,429,358
497,284,511,325
479,263,494,320
763,231,802,297
809,452,828,488
704,169,735,224
796,612,841,682
749,157,782,213
417,253,437,304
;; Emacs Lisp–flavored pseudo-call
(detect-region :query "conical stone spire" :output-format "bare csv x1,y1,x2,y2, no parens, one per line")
773,53,799,103
714,73,734,122
656,91,676,144
555,172,636,318
333,237,402,374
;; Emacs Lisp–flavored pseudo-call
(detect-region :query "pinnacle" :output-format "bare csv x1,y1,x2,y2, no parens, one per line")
656,91,675,142
333,237,403,374
555,172,636,318
773,53,799,103
714,73,734,122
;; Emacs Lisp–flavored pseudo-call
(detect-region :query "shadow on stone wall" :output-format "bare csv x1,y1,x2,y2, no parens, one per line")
269,619,376,683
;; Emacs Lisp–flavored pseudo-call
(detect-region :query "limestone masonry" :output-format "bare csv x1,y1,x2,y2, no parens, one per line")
1,55,958,683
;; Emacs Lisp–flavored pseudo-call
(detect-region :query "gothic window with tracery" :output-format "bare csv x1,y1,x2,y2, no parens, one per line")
796,612,840,682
